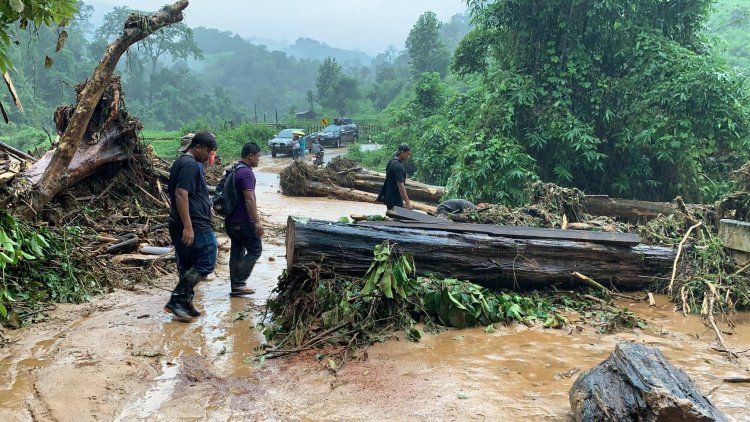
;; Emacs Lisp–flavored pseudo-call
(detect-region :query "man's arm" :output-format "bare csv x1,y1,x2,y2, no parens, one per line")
175,188,194,245
243,190,264,237
397,182,412,210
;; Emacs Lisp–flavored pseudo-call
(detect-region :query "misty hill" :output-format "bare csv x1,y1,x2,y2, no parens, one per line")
287,38,372,66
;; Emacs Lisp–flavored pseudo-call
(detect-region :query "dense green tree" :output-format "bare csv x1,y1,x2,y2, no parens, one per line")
443,0,750,203
0,0,78,72
316,57,342,103
94,6,202,74
405,11,450,79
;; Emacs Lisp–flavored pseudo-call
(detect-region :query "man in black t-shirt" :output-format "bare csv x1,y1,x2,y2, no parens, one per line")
165,131,218,322
377,143,413,210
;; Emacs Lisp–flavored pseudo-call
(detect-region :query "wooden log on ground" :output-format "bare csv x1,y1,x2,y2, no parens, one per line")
286,218,675,290
569,342,727,421
583,196,703,222
344,170,445,204
359,220,641,246
304,181,437,214
106,237,140,254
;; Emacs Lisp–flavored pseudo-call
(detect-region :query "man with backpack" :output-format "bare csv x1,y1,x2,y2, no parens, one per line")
222,142,264,296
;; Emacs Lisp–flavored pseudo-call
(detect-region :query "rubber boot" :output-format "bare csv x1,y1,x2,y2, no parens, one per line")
185,269,203,317
164,269,199,322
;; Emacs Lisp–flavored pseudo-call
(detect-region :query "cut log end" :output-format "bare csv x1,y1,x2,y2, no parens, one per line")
570,342,727,422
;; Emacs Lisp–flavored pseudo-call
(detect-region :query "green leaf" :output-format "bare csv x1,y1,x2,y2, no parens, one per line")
9,0,24,13
484,324,495,334
0,302,6,319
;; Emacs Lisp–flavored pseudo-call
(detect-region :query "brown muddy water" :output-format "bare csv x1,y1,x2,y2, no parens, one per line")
1,155,750,421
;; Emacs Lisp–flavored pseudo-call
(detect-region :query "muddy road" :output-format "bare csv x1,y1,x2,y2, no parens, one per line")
2,151,750,421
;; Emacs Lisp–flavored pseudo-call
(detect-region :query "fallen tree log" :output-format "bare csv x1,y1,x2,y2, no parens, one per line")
303,181,437,214
583,196,706,222
286,218,675,290
342,169,445,204
7,1,189,218
569,342,727,421
359,220,641,246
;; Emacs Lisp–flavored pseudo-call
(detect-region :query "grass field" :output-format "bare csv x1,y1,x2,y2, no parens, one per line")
142,130,180,158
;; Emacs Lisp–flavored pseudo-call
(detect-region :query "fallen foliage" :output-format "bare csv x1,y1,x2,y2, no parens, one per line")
258,240,647,367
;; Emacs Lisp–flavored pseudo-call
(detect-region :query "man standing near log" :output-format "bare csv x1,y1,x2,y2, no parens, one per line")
165,132,218,322
225,142,264,296
377,143,413,210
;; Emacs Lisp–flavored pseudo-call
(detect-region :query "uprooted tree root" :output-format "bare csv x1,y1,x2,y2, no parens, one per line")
0,144,174,330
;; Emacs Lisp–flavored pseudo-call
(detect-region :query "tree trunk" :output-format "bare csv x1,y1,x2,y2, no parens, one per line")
341,169,445,204
304,181,437,214
583,196,704,222
569,342,727,421
12,0,189,218
286,218,676,290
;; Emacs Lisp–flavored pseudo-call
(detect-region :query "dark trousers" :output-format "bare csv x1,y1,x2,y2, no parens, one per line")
226,221,263,288
168,222,217,305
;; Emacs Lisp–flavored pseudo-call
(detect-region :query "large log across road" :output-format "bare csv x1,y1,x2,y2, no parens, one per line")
359,220,641,246
286,218,676,290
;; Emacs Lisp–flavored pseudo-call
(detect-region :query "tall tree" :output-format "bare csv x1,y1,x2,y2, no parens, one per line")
95,6,202,74
405,11,450,79
445,0,750,202
0,0,78,121
316,56,342,104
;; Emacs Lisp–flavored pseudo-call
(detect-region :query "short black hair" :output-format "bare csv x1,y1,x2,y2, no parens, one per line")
397,143,411,153
189,131,217,151
241,142,261,158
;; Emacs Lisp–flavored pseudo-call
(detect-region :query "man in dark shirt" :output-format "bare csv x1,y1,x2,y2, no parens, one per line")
377,143,413,210
225,142,264,296
165,132,218,322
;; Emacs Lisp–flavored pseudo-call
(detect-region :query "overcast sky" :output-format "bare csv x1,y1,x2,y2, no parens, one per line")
90,0,468,55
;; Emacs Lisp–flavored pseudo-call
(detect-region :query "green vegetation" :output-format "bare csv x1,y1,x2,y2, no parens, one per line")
143,123,277,160
259,239,644,364
355,0,750,205
708,0,750,72
0,0,77,72
0,210,96,327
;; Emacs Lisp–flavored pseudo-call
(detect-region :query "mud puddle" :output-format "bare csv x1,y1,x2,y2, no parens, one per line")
1,161,750,421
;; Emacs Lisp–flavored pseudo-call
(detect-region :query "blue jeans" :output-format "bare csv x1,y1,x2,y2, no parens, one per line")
225,221,263,288
169,223,217,277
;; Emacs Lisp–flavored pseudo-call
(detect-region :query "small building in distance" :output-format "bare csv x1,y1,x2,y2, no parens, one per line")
295,110,318,120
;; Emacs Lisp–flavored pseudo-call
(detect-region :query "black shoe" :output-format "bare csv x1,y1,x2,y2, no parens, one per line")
164,302,194,322
187,301,201,317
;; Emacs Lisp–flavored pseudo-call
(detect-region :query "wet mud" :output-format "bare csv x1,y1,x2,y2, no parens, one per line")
2,154,750,421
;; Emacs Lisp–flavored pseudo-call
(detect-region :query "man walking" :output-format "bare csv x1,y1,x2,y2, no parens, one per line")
165,132,218,322
225,142,264,296
377,143,413,210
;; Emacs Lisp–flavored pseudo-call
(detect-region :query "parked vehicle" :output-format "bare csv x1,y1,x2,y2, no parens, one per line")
316,124,356,148
268,128,304,157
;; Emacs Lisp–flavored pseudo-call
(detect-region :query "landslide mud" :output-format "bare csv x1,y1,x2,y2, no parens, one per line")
2,155,749,421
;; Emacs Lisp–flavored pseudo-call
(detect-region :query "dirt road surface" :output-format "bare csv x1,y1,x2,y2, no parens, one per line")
2,152,750,421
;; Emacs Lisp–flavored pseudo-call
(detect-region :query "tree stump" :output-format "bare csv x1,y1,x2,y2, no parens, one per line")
569,342,727,421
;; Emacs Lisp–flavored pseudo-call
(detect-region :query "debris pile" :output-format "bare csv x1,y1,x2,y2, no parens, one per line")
0,81,175,329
